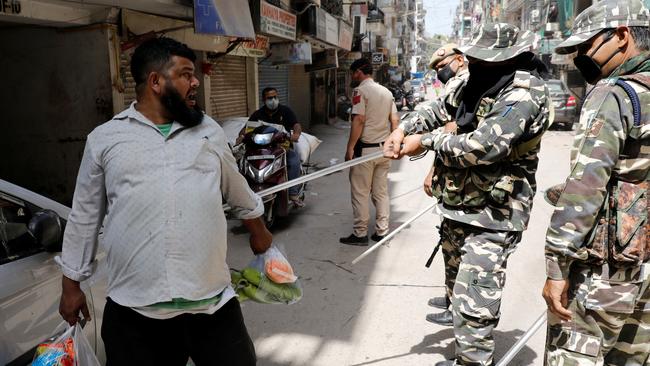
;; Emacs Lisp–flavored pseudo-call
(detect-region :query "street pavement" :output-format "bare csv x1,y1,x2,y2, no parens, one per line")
225,90,575,366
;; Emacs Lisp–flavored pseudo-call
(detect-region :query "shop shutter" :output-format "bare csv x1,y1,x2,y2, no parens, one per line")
210,55,249,119
259,60,289,106
120,51,137,109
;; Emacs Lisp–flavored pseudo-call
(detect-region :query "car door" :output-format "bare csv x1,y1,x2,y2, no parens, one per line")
0,190,98,365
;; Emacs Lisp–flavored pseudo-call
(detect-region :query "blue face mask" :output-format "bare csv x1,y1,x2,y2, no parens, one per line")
265,97,279,110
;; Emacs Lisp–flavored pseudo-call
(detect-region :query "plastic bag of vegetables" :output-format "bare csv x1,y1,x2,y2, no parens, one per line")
231,245,302,304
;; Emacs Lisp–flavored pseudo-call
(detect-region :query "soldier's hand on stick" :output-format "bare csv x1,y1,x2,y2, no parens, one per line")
384,129,405,159
399,135,426,157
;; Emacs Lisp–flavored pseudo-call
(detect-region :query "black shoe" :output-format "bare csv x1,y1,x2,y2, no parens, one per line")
370,233,386,242
426,310,453,326
435,360,456,366
339,234,369,246
428,296,451,310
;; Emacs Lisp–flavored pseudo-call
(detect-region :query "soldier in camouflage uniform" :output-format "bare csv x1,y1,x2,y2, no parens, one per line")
424,43,471,325
543,0,650,364
384,23,551,366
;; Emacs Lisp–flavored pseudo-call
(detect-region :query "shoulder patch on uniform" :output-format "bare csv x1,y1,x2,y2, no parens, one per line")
352,89,361,105
587,117,605,137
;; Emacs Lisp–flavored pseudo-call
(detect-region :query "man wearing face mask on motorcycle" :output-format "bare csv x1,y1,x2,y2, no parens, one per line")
384,23,552,366
249,87,304,206
542,0,650,364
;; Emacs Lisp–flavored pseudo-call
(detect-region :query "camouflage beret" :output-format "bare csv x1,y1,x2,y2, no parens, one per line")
428,43,459,69
455,23,536,62
555,0,650,55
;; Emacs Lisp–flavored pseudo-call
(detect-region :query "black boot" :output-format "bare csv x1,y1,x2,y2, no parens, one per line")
339,234,369,246
427,296,451,310
426,310,453,326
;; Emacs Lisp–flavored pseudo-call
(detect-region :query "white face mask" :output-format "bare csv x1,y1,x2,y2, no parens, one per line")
265,97,279,110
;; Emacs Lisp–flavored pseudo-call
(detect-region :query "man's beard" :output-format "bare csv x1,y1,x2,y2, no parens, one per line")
161,84,204,127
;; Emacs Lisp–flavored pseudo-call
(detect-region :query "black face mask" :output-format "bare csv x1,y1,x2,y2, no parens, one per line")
161,83,204,128
437,60,457,84
573,31,619,84
350,79,361,88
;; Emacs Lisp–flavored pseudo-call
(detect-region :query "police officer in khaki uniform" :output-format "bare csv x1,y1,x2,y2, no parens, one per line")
340,58,399,246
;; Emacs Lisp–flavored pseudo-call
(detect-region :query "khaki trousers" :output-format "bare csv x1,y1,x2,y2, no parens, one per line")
349,146,391,237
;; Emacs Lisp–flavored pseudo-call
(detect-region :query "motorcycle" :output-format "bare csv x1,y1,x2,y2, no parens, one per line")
337,95,352,121
404,89,417,111
387,85,405,111
236,124,306,229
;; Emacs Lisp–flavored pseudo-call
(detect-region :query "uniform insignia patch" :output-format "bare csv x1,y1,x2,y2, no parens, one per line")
353,90,361,105
437,49,446,56
588,118,604,137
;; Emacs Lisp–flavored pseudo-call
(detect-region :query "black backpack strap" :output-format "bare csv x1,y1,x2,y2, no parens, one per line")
615,79,642,126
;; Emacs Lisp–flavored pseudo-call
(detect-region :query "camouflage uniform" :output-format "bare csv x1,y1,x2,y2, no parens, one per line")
404,23,551,366
402,49,470,308
545,1,650,364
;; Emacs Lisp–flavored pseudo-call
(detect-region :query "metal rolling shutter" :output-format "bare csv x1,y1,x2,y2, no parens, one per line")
210,55,248,119
259,60,289,106
120,51,137,109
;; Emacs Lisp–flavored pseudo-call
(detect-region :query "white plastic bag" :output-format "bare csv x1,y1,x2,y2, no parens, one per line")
230,245,302,305
294,132,322,163
32,321,100,366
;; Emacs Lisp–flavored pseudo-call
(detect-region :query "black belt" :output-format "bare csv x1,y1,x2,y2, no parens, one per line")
354,141,383,158
358,141,383,148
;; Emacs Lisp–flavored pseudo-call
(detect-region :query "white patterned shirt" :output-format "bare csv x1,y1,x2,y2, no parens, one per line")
57,103,263,308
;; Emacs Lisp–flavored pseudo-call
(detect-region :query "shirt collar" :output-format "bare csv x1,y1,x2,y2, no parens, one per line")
360,78,373,86
117,101,185,137
609,52,650,78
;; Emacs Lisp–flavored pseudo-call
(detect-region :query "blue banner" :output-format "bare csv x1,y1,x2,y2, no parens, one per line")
194,0,255,38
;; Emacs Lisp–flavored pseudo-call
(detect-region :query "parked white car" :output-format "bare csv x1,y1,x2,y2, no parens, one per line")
0,179,106,365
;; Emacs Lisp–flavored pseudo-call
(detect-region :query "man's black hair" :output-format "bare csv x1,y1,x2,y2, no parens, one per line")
630,26,650,51
262,87,278,98
350,58,373,75
130,37,196,94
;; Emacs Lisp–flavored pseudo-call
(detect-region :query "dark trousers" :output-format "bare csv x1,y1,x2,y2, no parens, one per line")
286,149,301,195
101,297,256,366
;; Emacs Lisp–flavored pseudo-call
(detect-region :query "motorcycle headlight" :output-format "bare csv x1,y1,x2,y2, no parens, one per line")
252,133,274,145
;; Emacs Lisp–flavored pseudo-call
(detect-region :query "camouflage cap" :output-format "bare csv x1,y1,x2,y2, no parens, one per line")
555,0,650,55
455,23,536,62
428,43,459,69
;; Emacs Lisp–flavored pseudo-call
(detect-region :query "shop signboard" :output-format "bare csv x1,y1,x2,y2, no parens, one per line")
338,20,352,51
269,42,312,65
228,34,269,57
258,0,296,40
194,0,255,38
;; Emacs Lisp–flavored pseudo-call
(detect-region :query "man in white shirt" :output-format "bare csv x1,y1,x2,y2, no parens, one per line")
57,37,271,365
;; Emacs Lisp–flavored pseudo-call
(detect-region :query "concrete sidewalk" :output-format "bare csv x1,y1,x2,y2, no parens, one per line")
225,115,571,365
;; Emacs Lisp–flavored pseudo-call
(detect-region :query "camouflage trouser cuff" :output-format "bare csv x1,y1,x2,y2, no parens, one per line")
545,257,571,280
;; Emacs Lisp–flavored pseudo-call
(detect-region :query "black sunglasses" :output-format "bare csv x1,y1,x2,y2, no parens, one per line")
576,29,615,55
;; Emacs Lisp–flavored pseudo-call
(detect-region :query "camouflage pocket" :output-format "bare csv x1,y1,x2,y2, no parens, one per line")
442,168,467,207
490,176,514,205
546,325,600,357
460,271,504,320
585,276,641,314
585,217,608,265
611,181,649,267
462,171,491,207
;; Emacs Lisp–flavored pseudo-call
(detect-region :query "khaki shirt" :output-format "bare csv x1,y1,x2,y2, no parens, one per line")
351,78,397,143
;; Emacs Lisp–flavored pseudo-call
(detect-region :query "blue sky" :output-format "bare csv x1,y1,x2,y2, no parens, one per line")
423,0,459,37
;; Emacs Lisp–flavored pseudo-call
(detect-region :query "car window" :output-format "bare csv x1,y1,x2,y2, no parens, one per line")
0,192,44,264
